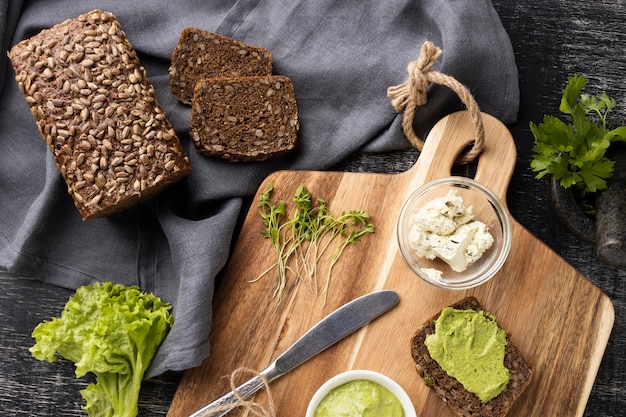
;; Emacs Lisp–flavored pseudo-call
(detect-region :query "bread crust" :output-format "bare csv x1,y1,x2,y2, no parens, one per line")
9,10,191,220
411,297,533,417
169,27,273,105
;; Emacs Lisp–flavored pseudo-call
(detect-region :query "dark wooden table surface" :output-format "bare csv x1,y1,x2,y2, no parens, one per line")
2,1,625,416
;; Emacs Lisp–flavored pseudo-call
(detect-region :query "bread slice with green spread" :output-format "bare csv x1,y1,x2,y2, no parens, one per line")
411,297,533,417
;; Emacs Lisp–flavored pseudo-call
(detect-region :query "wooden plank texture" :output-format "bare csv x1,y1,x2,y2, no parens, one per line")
167,111,614,417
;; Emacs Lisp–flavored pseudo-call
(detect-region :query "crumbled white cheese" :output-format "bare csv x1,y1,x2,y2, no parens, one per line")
408,189,494,273
421,267,443,281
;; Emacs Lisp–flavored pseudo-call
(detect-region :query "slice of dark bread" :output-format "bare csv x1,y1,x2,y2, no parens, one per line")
169,27,273,105
411,297,533,417
189,75,299,162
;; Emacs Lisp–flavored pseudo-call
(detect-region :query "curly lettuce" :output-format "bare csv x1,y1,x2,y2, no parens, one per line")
30,282,173,417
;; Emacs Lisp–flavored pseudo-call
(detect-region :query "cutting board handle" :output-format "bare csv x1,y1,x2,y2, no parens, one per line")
405,111,517,206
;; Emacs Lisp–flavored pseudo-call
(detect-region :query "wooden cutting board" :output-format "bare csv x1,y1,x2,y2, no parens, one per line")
167,111,614,417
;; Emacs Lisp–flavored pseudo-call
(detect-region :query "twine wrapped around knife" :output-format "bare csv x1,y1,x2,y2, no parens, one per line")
387,41,484,164
212,368,276,417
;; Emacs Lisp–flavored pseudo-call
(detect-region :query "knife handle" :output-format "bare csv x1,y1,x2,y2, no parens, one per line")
188,372,269,417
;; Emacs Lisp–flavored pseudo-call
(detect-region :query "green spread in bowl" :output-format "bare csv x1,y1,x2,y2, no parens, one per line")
313,379,405,417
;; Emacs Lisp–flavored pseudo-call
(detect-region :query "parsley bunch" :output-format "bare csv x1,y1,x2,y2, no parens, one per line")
530,74,626,212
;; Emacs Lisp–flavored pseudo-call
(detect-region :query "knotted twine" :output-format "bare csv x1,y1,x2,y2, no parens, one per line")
208,367,277,417
387,41,485,164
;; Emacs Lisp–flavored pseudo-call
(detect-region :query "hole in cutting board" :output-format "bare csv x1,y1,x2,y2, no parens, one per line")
451,144,478,179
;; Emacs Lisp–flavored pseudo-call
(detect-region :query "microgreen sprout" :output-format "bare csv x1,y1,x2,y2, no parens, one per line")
255,183,375,303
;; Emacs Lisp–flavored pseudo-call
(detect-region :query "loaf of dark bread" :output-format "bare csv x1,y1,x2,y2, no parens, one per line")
9,10,192,220
190,75,299,162
411,297,533,417
169,27,273,105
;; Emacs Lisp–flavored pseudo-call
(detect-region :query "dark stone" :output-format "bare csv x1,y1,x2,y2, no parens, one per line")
550,177,596,244
595,147,626,268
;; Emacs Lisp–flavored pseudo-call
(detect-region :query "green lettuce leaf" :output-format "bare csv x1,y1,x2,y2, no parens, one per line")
30,282,173,417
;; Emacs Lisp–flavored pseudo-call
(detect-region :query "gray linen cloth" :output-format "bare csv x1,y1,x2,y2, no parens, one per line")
0,0,518,377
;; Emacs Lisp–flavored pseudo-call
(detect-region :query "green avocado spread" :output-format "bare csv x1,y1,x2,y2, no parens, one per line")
424,307,509,402
314,379,405,417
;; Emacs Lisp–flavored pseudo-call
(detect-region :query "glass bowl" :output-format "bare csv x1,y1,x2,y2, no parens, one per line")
397,176,512,289
305,369,416,417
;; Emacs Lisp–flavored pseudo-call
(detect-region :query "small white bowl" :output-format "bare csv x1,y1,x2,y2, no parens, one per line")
397,176,512,289
305,369,416,417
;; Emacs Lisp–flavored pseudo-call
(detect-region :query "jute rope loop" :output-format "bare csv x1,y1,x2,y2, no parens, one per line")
387,41,485,164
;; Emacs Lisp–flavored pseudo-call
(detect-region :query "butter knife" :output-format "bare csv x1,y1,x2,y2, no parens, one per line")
188,289,400,417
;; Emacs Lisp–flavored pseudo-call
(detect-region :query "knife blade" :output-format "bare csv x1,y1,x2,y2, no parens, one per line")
188,289,400,417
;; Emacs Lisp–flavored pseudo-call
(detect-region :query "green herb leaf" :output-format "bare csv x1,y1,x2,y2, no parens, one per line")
578,158,614,192
530,74,622,201
559,74,587,116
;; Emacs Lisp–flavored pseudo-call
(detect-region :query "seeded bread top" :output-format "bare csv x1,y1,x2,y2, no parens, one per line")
411,297,533,417
9,10,191,220
169,27,274,105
